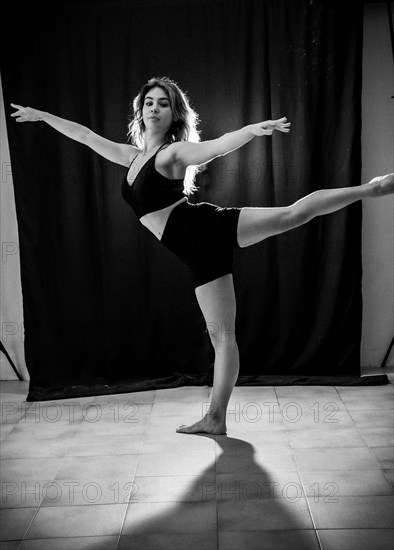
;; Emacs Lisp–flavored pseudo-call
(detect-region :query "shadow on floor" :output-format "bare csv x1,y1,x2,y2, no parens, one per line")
71,434,318,549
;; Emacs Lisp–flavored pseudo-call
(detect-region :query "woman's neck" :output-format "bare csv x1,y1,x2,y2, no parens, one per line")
142,131,168,156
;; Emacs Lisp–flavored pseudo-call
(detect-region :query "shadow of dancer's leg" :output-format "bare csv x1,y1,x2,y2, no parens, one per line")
118,435,319,549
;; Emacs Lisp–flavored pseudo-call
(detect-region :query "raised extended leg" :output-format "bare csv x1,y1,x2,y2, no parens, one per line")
237,173,394,247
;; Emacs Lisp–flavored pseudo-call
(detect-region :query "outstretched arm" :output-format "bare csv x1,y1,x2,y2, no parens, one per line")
10,103,138,167
172,118,291,167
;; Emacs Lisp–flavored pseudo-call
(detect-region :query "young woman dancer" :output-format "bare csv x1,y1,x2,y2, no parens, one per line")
11,76,394,435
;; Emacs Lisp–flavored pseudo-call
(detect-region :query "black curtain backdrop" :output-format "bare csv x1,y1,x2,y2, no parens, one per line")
1,0,387,400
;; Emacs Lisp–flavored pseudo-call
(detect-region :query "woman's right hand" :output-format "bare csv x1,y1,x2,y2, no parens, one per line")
10,103,44,122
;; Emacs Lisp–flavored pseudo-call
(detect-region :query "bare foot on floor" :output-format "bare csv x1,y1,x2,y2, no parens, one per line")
367,173,394,197
176,415,227,435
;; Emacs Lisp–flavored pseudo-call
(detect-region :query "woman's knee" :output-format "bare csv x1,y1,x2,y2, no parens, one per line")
208,326,237,349
237,207,297,246
289,204,312,228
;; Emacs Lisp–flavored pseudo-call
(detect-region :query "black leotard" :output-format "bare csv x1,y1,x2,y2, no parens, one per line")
121,143,242,288
121,144,184,219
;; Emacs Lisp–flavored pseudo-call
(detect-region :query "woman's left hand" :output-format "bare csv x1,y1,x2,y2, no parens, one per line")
250,117,291,136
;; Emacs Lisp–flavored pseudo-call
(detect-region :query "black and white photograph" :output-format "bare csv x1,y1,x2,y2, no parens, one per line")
0,0,393,548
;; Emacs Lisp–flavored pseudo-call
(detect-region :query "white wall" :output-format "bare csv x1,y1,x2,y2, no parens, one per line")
361,1,394,368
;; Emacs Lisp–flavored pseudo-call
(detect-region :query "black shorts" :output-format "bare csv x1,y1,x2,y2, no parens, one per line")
161,200,242,288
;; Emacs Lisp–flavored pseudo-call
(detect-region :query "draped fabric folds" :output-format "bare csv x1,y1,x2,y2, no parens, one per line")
1,0,386,400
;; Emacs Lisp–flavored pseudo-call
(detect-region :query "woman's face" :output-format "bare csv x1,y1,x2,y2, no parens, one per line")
142,86,173,135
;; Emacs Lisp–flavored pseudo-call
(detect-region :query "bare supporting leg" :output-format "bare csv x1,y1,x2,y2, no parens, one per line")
237,173,394,247
175,173,394,435
176,274,238,435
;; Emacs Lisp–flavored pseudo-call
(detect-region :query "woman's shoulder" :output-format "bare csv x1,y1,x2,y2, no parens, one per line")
156,141,178,162
158,140,193,160
155,142,187,179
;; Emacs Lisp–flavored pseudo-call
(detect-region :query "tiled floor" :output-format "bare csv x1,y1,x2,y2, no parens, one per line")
0,379,393,549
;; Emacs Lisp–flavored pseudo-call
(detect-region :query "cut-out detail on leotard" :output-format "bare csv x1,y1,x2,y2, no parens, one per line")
120,143,242,288
121,143,185,219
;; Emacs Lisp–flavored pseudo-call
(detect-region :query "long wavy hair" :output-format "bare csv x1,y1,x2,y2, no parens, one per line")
127,77,201,195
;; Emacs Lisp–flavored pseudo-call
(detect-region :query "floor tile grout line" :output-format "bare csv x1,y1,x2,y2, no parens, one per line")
19,503,42,544
214,433,220,550
347,408,394,428
4,389,138,545
105,389,143,545
284,381,393,544
341,398,394,474
1,383,393,546
274,384,328,550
